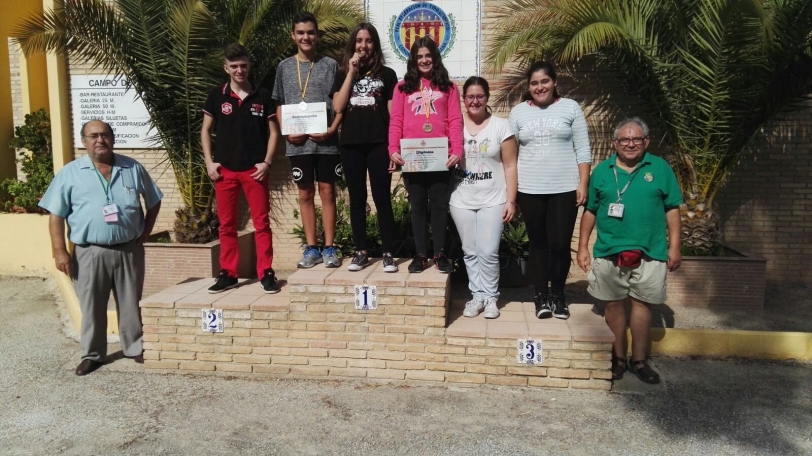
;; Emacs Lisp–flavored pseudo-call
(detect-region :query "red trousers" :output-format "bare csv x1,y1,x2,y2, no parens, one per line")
215,167,273,278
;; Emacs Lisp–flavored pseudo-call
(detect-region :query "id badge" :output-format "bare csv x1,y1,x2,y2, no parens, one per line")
102,203,120,223
608,203,625,218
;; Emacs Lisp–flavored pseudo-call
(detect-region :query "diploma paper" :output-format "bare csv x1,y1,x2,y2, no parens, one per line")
400,137,449,172
281,102,328,135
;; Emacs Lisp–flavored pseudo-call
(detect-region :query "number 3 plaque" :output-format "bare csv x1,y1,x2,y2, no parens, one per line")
517,339,543,365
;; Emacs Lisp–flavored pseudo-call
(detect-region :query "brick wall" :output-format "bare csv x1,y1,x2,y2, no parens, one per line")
8,38,23,180
7,39,23,130
714,109,812,285
140,263,613,390
667,252,767,309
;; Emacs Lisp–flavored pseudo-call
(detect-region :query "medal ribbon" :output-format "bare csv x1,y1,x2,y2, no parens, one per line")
420,80,432,121
612,164,642,203
296,57,315,101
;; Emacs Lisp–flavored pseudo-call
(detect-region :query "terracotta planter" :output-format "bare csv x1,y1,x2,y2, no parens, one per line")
143,230,256,297
666,246,766,309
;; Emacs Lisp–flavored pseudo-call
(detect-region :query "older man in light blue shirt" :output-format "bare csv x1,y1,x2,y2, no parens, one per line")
40,120,162,376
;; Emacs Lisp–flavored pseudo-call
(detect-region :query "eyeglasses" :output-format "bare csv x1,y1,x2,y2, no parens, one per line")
83,132,112,141
614,137,647,146
464,95,487,102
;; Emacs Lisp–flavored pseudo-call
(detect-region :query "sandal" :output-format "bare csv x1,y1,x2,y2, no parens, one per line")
611,355,626,380
628,359,660,384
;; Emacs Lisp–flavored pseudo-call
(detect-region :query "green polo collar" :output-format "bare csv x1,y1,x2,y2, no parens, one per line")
608,152,652,171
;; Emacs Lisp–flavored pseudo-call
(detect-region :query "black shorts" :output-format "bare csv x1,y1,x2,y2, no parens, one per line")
289,154,342,186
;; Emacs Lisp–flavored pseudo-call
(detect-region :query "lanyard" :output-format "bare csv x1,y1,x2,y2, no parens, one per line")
92,163,112,204
420,80,432,120
296,57,315,100
354,70,372,84
612,164,642,203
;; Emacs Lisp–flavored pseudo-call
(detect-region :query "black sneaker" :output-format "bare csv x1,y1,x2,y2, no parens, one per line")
260,269,280,294
551,292,569,319
347,251,369,271
382,253,398,273
433,253,453,274
208,270,238,294
534,292,552,319
408,254,428,273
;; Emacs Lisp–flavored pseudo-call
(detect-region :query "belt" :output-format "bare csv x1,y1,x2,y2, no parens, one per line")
78,238,137,249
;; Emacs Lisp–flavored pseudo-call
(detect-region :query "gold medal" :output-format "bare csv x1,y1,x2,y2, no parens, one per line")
423,122,433,133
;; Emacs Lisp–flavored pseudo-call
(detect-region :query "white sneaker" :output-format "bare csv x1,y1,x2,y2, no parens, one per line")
483,298,500,319
462,298,484,317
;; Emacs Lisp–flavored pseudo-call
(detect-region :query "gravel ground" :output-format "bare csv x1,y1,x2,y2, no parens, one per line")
1,275,812,455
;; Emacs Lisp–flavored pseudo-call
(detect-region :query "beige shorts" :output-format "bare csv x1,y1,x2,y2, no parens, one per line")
587,255,667,304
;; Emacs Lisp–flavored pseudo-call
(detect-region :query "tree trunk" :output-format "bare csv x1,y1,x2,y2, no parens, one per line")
173,207,219,244
679,196,721,255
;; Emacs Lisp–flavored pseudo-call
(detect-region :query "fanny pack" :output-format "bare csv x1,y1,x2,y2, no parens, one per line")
605,250,643,268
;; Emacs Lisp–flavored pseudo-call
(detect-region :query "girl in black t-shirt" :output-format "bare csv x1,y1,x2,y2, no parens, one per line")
331,23,399,272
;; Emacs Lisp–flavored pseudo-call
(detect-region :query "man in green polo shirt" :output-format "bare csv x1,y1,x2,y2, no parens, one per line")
577,117,682,385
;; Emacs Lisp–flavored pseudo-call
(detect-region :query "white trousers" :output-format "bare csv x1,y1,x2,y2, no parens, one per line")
450,204,505,300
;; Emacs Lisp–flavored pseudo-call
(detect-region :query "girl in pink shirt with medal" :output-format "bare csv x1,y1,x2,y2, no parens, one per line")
388,36,463,274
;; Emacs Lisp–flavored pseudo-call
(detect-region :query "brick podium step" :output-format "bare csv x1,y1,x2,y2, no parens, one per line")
139,259,613,389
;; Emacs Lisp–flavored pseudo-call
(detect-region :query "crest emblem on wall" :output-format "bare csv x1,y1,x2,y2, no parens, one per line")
389,2,456,61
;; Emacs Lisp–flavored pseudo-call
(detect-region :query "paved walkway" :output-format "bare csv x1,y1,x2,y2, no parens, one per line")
2,276,811,455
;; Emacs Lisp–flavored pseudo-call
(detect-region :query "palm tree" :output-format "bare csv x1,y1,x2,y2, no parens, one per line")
488,0,812,254
15,0,362,243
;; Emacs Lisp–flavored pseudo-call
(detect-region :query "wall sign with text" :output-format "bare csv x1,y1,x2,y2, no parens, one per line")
70,75,158,149
365,0,481,79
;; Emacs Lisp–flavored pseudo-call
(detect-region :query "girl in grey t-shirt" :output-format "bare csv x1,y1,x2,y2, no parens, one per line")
508,61,592,321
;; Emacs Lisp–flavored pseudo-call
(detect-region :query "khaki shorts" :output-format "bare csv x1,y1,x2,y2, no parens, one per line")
587,255,667,304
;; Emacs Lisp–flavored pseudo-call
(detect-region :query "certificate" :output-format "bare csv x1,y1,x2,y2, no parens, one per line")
280,102,328,135
400,137,449,172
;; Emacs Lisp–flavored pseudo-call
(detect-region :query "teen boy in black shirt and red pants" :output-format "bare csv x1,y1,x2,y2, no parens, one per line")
202,43,280,294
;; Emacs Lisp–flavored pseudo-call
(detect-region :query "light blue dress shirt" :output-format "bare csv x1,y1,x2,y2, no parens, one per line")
39,154,163,246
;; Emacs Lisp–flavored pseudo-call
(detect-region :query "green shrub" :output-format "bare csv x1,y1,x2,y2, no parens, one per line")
500,214,529,259
0,109,53,212
292,181,415,258
291,179,535,262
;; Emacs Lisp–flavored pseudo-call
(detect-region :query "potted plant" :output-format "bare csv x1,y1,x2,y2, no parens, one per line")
499,215,530,287
291,182,416,259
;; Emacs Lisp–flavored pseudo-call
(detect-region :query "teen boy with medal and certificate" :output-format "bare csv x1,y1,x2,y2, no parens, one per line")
272,11,344,269
279,57,329,135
